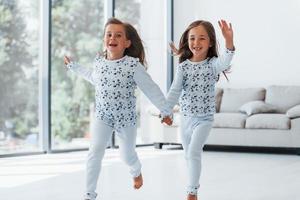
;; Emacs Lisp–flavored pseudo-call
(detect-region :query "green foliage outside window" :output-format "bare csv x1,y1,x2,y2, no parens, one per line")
51,0,103,143
0,0,38,141
0,0,141,152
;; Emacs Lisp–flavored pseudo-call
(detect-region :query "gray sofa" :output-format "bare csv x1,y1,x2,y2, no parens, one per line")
147,85,300,152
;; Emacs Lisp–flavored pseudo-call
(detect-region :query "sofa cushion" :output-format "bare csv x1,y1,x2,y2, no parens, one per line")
220,88,265,112
286,104,300,119
213,113,247,128
265,85,300,113
239,100,277,116
215,88,223,113
246,114,290,130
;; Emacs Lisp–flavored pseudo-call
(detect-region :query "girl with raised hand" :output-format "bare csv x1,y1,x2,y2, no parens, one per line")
164,19,235,200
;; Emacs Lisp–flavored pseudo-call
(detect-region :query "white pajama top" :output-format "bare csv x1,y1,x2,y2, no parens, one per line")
67,55,170,130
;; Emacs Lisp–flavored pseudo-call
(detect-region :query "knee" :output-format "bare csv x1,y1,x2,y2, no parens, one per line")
187,149,202,161
88,144,106,159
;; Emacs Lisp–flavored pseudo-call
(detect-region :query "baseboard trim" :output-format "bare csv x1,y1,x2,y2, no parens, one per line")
204,145,300,155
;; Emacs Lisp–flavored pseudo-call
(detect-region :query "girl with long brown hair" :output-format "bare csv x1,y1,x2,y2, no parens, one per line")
64,18,172,200
165,19,235,200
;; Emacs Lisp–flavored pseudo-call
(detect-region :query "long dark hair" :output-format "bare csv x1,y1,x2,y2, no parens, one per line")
176,20,229,80
104,18,146,66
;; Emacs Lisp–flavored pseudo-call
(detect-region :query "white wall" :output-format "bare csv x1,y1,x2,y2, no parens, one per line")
174,0,300,88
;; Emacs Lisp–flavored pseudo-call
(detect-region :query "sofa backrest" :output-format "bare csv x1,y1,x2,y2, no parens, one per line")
265,85,300,113
220,88,266,112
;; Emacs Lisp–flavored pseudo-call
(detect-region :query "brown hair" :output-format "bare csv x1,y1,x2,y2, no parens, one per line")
104,18,146,66
176,20,229,80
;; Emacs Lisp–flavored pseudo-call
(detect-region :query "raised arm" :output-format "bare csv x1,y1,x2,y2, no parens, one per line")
64,55,95,85
213,20,235,74
218,19,234,50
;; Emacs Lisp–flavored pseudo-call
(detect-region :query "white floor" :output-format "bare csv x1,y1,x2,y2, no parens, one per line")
0,147,300,200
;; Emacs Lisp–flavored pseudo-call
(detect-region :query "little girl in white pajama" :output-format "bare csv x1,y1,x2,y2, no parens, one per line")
65,18,171,200
165,19,235,200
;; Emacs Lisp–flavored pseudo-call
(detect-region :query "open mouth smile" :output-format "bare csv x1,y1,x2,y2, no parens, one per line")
109,43,118,47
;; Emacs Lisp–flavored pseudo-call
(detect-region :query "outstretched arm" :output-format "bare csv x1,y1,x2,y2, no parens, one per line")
159,66,184,126
134,63,172,119
64,55,95,85
166,66,183,111
218,19,234,50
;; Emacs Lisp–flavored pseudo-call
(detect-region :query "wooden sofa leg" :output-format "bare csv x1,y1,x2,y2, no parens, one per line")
154,143,163,149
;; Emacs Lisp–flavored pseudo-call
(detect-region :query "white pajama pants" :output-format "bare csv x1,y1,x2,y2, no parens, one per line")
85,119,141,199
180,115,213,195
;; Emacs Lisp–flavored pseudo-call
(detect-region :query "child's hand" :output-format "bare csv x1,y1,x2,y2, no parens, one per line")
161,116,173,126
64,55,71,65
218,20,234,50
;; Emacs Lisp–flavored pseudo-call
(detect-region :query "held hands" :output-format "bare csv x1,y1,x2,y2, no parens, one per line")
160,115,173,126
218,19,234,50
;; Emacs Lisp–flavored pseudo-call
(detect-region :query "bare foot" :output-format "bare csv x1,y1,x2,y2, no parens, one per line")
133,174,143,189
187,194,198,200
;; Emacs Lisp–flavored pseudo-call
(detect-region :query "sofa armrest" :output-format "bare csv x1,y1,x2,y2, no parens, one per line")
291,118,300,134
291,118,300,148
287,104,300,119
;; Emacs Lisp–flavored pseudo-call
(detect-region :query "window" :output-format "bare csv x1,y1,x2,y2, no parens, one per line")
51,0,104,150
0,0,40,154
0,0,172,156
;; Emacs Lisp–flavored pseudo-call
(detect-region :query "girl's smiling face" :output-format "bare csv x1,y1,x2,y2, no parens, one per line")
104,24,131,60
188,25,211,62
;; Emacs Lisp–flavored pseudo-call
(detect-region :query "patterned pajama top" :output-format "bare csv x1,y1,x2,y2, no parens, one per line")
166,49,235,117
67,55,170,130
